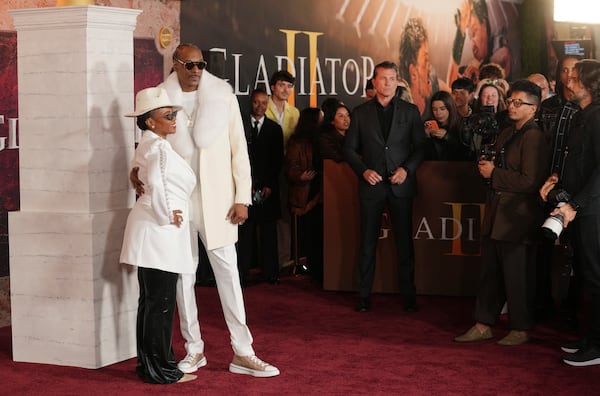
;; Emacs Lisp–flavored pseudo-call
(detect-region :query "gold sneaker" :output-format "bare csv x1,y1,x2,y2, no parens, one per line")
454,325,493,342
497,330,530,346
229,355,280,377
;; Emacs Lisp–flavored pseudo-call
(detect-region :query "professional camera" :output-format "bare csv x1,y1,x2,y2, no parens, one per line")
541,189,571,240
462,106,499,184
462,105,499,161
480,143,496,161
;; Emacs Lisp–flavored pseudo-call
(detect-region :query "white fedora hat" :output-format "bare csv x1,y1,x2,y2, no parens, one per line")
125,87,182,117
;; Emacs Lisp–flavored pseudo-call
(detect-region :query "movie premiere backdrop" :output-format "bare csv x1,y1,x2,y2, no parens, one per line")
0,0,522,290
181,0,521,111
180,0,522,295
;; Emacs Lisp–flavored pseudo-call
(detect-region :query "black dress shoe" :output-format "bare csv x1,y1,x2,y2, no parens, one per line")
355,297,370,312
403,297,418,312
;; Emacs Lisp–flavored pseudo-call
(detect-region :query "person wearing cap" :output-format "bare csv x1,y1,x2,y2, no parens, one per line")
120,87,197,384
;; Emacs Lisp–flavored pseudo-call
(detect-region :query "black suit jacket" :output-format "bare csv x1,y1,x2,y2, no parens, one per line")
343,97,426,198
244,116,284,221
562,102,600,217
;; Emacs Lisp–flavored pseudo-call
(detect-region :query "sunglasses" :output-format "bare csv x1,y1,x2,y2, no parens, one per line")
506,98,534,108
174,57,207,70
164,111,178,120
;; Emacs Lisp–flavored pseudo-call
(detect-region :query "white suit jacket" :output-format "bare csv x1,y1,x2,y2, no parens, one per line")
160,71,251,250
120,132,196,274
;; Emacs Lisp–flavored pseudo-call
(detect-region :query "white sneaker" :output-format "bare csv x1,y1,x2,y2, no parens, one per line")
177,353,207,374
229,355,280,377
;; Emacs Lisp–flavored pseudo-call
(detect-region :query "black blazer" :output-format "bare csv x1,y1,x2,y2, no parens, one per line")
343,97,426,198
244,116,284,221
562,102,600,217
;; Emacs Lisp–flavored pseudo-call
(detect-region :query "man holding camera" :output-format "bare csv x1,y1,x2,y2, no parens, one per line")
540,59,600,366
455,80,550,346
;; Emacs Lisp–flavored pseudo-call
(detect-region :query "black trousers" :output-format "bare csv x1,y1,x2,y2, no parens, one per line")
534,236,555,315
474,238,536,330
136,267,183,384
297,203,324,282
238,218,279,282
358,186,415,300
570,215,600,346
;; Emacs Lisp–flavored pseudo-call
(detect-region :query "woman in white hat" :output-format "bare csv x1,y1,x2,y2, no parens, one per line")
121,87,196,384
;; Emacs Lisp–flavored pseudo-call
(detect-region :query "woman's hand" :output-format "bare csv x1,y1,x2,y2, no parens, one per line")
130,167,145,195
430,127,448,140
172,209,183,228
300,170,316,181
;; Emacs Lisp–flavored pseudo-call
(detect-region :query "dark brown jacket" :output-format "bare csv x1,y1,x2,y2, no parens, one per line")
482,119,551,243
319,126,345,163
286,137,321,216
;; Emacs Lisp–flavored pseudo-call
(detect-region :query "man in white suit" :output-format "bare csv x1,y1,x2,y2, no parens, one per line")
149,43,279,377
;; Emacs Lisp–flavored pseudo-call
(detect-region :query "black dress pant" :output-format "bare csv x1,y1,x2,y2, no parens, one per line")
297,203,324,282
570,215,600,346
534,236,555,317
136,267,183,384
358,185,415,300
238,218,278,282
474,238,536,330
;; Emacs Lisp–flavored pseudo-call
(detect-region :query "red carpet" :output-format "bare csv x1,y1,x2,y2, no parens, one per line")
0,275,598,395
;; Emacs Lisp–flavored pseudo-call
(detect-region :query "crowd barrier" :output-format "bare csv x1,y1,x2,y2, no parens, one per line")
323,160,488,296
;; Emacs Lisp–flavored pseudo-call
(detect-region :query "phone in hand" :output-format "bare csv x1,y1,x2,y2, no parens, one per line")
424,120,439,130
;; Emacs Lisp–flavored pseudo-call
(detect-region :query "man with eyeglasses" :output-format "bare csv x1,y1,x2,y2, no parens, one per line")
540,59,600,366
152,43,279,377
455,79,550,346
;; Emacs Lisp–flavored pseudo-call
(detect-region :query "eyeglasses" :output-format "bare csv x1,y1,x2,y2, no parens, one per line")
506,98,534,108
174,57,207,70
164,111,178,120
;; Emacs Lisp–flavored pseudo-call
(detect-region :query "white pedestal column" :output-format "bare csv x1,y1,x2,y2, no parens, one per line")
8,6,142,369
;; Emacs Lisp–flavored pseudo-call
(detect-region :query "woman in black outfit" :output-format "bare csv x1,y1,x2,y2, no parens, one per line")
423,91,465,161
